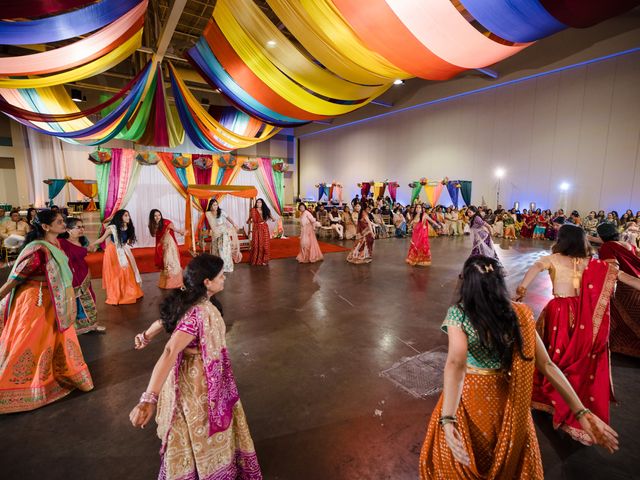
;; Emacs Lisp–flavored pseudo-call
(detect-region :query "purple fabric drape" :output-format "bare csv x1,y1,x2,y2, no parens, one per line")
104,148,123,220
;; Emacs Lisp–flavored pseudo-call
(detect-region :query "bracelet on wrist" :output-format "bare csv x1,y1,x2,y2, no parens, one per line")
574,408,591,420
139,391,158,404
137,331,150,345
439,415,457,426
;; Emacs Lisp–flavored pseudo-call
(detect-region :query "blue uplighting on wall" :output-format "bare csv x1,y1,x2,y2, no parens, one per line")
298,47,640,139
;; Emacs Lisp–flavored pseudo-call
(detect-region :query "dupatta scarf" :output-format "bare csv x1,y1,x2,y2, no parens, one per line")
4,240,75,332
154,219,177,268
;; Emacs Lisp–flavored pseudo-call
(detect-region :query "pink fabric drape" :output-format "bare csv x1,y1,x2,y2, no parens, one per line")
256,158,282,215
388,182,399,202
104,148,138,220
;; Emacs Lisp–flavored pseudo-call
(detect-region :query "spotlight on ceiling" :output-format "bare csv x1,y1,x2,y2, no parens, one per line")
71,89,84,103
266,40,277,48
495,168,505,179
393,79,404,85
559,182,570,191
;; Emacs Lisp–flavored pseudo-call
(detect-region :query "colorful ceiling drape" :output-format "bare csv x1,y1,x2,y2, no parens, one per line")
95,148,141,221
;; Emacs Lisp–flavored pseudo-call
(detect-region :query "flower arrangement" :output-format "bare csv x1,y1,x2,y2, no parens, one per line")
217,154,237,169
420,177,428,185
241,159,259,171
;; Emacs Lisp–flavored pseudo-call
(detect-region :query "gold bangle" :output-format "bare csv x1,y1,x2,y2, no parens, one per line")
575,408,591,420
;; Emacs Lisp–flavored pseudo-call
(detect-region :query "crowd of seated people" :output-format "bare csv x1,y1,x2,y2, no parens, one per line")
298,197,640,247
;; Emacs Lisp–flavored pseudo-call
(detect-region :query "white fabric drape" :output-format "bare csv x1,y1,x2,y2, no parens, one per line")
24,129,94,206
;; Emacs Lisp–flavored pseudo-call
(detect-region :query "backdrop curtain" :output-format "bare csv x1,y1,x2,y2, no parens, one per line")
387,182,398,202
446,181,460,207
255,157,283,215
360,182,371,198
271,159,286,211
410,184,423,204
46,179,68,205
459,181,473,206
424,184,444,207
96,147,141,221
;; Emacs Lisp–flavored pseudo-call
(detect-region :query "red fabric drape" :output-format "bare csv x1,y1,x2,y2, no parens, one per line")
0,0,93,20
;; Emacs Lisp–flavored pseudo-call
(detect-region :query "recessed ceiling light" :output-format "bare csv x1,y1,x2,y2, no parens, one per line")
266,40,277,48
393,79,404,85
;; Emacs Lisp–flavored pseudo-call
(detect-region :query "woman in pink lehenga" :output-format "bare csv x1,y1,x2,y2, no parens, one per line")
406,204,441,266
347,205,375,264
296,203,323,264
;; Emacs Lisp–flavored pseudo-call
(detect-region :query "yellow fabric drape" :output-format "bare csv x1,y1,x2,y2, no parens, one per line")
0,30,142,89
214,0,380,116
266,0,409,85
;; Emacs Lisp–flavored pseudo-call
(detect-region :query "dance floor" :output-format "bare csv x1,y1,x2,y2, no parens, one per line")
85,237,349,278
1,232,639,479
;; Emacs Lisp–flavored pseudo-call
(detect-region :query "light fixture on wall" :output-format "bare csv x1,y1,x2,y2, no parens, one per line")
559,182,570,191
71,88,86,103
495,168,505,207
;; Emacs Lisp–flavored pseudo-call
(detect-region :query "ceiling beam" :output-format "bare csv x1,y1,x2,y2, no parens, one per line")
153,0,188,64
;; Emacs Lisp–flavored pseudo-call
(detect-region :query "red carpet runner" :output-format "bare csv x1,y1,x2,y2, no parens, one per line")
86,237,349,279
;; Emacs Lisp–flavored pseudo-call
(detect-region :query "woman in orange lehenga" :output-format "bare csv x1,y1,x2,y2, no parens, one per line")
247,198,273,266
516,224,640,444
148,209,184,289
0,210,93,413
420,255,618,480
93,209,143,305
406,204,440,266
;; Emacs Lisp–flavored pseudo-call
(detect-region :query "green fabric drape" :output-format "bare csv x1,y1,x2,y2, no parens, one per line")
96,162,110,220
47,179,68,205
116,73,156,141
459,181,472,206
272,159,285,210
411,183,423,204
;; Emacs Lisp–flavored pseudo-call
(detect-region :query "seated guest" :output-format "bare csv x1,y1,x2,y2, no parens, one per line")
328,207,344,239
371,208,388,238
0,207,8,225
316,204,328,224
393,207,407,238
0,209,29,248
583,211,599,237
342,206,357,240
444,207,462,236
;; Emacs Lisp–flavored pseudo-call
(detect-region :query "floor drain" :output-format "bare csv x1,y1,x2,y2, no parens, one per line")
381,346,447,399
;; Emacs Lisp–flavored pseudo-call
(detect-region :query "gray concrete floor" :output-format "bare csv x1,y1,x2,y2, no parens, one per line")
0,232,639,479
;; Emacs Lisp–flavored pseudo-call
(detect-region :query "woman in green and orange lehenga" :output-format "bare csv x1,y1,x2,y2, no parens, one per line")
0,210,93,413
419,255,618,480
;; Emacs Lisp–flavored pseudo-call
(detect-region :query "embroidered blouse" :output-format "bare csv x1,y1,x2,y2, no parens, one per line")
441,305,502,369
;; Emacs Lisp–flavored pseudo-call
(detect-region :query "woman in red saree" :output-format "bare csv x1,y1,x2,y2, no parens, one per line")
594,222,640,357
520,209,535,238
0,210,93,413
516,224,640,444
346,204,375,264
247,198,273,266
420,255,618,480
148,209,184,289
406,204,440,266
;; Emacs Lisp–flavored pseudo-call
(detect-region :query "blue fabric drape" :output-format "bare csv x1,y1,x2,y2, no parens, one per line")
0,0,143,45
47,179,68,205
459,0,566,43
446,181,460,208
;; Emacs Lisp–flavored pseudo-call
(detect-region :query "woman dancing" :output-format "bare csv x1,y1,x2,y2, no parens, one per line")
406,204,440,266
247,198,273,266
93,209,143,305
149,209,184,289
59,217,104,334
516,224,640,444
467,206,499,260
297,203,323,264
129,254,262,479
346,204,375,264
420,255,618,479
0,210,93,413
205,199,241,273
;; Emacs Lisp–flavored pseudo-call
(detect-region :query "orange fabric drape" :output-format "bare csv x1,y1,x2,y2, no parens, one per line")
70,179,99,211
185,185,258,250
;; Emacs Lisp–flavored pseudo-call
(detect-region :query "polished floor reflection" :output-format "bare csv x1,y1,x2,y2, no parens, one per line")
1,234,638,479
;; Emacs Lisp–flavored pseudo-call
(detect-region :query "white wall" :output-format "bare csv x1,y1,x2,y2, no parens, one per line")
298,50,640,213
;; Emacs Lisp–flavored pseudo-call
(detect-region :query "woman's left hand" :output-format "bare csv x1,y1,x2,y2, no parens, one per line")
129,402,156,428
579,412,619,453
443,423,470,466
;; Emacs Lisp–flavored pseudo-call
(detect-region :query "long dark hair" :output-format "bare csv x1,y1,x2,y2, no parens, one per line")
59,217,89,247
160,254,224,333
457,255,529,371
110,209,136,245
25,209,60,244
552,224,591,258
358,204,370,221
26,207,37,224
207,198,222,218
255,198,271,221
148,209,163,236
467,205,481,225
